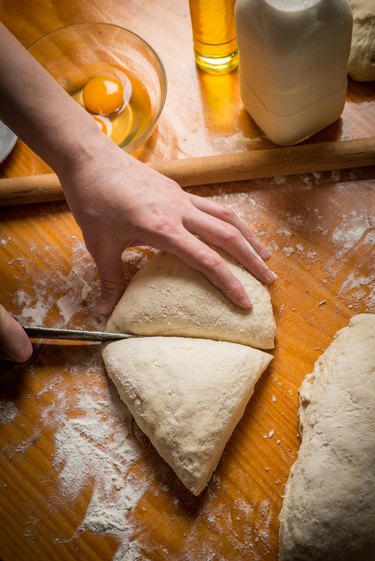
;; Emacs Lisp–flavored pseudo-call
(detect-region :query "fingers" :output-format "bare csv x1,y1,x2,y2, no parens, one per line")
189,195,272,261
184,208,276,285
165,233,252,309
0,305,33,362
92,246,125,315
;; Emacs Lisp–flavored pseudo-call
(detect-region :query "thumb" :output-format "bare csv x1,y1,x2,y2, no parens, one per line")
0,305,33,362
94,248,125,315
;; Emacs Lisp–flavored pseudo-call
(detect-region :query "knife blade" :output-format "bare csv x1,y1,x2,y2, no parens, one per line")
22,326,136,343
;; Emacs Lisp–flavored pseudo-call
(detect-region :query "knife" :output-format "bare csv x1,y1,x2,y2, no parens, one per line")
22,326,136,343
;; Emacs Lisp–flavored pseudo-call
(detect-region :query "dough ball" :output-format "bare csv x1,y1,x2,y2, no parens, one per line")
279,314,375,561
348,0,375,81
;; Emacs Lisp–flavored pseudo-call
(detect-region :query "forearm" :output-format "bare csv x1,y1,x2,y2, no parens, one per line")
0,22,106,176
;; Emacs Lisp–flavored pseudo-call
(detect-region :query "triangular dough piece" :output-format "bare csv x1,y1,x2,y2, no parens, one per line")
102,336,273,495
106,250,276,349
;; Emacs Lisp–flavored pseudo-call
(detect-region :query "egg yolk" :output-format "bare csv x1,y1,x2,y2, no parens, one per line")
83,75,124,116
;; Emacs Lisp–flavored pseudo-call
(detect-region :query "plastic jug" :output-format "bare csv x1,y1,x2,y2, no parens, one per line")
235,0,353,145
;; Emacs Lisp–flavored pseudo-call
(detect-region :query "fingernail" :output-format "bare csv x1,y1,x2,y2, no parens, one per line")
97,298,113,315
238,292,252,309
260,247,272,260
14,339,33,363
98,286,122,315
266,270,277,283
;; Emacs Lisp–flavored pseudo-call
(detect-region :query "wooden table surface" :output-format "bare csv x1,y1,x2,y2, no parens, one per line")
0,2,374,560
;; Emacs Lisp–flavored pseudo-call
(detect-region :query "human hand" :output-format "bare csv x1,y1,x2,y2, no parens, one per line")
0,305,33,362
58,139,276,315
0,24,275,317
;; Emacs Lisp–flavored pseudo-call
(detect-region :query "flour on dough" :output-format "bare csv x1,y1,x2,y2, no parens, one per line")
348,0,375,81
102,336,273,495
279,314,375,561
106,249,276,350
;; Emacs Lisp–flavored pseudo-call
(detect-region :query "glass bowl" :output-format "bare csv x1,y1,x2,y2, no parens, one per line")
28,22,167,152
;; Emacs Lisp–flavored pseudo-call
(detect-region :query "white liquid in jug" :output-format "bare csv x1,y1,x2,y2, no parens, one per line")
235,0,353,145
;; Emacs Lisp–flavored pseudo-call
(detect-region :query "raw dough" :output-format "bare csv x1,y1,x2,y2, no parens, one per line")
279,314,375,561
106,250,276,350
348,0,375,81
102,336,273,495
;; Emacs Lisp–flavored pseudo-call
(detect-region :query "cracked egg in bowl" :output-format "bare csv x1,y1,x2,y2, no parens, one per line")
28,22,167,152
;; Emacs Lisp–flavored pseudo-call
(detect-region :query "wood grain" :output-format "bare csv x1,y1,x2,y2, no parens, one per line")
0,2,374,561
0,136,374,206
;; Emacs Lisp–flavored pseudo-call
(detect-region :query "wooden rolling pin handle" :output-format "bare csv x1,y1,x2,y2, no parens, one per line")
0,136,374,206
154,136,375,187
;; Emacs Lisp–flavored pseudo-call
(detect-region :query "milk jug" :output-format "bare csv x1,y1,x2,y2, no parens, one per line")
235,0,353,146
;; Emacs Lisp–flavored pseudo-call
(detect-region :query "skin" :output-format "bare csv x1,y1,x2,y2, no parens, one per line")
0,22,276,362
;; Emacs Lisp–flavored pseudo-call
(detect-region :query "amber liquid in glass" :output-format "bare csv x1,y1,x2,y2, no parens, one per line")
189,0,238,74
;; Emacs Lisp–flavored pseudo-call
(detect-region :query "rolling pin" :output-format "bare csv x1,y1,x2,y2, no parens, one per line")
0,136,374,206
